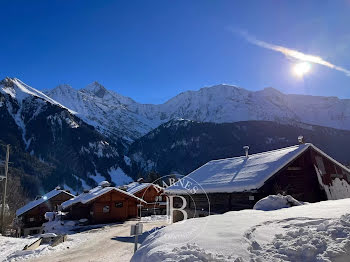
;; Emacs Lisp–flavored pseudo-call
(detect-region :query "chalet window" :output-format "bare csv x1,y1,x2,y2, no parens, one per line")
249,196,255,201
29,217,35,222
30,229,40,235
115,202,123,208
155,196,163,202
103,205,110,213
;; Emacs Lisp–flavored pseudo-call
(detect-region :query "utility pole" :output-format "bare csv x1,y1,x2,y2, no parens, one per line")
1,145,9,235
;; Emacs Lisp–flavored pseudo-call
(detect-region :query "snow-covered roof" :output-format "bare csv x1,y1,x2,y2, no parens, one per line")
61,185,146,210
166,144,315,194
16,189,74,216
123,182,163,195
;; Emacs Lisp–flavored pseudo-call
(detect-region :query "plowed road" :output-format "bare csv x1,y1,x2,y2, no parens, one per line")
27,220,167,262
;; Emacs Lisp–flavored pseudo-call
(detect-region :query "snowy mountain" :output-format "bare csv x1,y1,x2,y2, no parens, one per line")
0,77,132,197
46,82,160,143
46,83,350,142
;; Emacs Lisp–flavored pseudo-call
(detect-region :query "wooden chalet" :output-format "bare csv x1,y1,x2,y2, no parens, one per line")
166,143,350,219
16,187,74,236
124,182,166,215
61,181,146,224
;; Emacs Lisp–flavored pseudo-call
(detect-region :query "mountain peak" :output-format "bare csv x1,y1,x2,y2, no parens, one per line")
82,81,108,98
57,83,74,89
0,77,15,87
262,87,282,93
50,84,75,93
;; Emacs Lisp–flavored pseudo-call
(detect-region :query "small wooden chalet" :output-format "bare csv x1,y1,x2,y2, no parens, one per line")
61,181,146,224
123,182,166,215
166,143,350,218
16,187,74,236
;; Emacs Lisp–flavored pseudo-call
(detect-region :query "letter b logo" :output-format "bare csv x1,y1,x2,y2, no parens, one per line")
166,195,188,224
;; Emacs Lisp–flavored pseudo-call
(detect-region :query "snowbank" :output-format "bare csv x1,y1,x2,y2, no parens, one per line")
0,236,38,261
141,215,169,222
132,198,350,262
42,219,76,235
253,194,303,211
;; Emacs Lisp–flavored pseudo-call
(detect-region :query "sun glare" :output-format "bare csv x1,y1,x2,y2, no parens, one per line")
293,62,311,77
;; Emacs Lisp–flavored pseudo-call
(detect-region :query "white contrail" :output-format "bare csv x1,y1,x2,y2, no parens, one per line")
238,31,350,76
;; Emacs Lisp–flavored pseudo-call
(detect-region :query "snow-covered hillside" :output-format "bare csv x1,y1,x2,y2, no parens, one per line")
132,198,350,262
46,82,350,141
0,78,73,112
0,77,132,194
46,82,160,142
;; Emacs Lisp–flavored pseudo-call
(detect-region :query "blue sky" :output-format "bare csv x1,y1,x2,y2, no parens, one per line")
1,0,349,103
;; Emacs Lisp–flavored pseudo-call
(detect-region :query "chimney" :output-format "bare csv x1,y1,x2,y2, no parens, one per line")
99,181,111,188
298,135,304,144
243,146,250,158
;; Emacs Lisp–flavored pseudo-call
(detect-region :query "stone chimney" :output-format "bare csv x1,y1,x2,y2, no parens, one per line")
243,146,250,158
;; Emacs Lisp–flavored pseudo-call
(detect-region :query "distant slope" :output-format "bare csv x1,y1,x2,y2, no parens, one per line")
127,120,350,177
0,77,132,196
46,82,350,142
46,82,159,143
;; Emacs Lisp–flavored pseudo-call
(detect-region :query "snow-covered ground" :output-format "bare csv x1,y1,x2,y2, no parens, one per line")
140,215,169,223
1,220,167,262
253,194,304,211
0,236,38,261
132,198,350,262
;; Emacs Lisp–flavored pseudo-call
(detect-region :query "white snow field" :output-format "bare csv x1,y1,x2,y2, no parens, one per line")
132,198,350,262
0,236,39,261
0,220,167,262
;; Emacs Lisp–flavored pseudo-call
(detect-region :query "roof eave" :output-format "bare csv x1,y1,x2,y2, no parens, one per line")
310,144,350,173
16,190,73,216
62,187,147,208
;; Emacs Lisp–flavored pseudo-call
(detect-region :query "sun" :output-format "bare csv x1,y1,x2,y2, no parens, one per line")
293,61,311,77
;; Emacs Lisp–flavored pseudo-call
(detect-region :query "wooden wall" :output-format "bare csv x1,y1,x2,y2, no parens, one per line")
311,148,350,199
261,148,327,202
66,190,139,224
134,185,166,214
134,185,162,203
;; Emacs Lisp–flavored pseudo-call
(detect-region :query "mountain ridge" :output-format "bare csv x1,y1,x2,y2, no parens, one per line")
127,119,350,178
44,80,350,142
